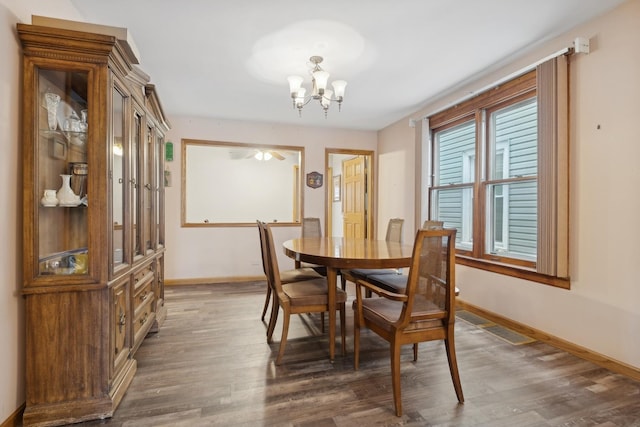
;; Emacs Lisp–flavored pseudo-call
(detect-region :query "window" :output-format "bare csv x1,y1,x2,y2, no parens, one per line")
485,98,537,261
432,121,475,250
425,56,569,287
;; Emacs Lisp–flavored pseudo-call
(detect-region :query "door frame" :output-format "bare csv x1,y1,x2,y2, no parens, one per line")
325,148,375,238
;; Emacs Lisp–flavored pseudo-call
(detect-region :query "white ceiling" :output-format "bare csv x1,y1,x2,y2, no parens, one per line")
70,0,625,131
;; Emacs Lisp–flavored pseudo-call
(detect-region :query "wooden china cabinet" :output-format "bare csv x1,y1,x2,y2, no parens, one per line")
19,17,170,427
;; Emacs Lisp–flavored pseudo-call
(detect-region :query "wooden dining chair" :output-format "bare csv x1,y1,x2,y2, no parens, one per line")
353,228,463,416
340,218,404,290
422,219,444,229
295,217,328,275
260,221,347,365
257,221,324,322
354,220,446,296
302,217,322,238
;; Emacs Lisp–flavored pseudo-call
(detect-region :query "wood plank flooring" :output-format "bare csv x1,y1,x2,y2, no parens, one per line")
79,282,640,427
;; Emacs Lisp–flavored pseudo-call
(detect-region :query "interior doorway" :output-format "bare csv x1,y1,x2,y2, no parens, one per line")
325,149,374,238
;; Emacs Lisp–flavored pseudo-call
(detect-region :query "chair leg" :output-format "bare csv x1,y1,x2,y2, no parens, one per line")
266,295,279,342
444,329,464,403
261,285,271,321
320,311,325,333
276,310,291,365
413,343,418,361
353,308,360,370
391,341,403,417
340,273,347,290
340,303,346,356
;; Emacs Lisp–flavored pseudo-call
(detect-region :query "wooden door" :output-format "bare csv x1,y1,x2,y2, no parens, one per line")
343,156,367,238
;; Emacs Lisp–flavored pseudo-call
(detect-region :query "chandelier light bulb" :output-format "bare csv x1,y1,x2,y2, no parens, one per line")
295,87,306,108
312,70,330,93
331,80,347,100
321,90,333,109
287,75,303,95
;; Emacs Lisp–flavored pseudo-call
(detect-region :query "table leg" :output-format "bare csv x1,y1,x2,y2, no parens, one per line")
326,266,338,362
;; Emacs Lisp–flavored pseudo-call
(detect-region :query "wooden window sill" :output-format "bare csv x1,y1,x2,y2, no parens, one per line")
456,255,570,289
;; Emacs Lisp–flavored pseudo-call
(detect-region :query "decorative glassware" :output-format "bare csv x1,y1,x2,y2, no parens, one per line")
64,110,81,132
80,109,88,132
70,162,88,198
44,91,60,131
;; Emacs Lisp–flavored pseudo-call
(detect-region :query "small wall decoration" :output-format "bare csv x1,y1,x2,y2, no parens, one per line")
165,141,174,162
333,175,341,202
306,171,323,189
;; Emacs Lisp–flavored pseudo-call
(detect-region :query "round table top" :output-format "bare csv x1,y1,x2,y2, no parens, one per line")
283,237,414,269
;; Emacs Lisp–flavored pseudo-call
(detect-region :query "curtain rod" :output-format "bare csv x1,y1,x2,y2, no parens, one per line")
418,46,571,121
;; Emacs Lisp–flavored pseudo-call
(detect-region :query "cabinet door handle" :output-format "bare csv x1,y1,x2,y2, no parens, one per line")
118,311,126,332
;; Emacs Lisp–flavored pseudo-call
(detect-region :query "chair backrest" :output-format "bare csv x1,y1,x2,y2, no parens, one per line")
385,218,404,243
422,220,444,230
302,217,322,238
401,228,457,326
256,220,268,276
261,222,286,301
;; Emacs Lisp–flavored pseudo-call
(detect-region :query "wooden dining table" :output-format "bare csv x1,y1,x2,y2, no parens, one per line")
282,237,415,361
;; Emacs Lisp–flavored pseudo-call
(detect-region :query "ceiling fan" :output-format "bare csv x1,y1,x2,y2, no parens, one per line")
252,150,285,161
228,148,286,161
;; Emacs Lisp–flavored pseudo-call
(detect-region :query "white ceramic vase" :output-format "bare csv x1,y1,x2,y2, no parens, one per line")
41,189,58,207
57,174,80,206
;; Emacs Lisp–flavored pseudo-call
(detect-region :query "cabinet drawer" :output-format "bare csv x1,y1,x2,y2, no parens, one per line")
133,262,154,289
133,278,154,313
133,294,154,337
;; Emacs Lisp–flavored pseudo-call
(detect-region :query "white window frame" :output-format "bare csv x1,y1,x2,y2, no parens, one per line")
461,149,475,248
489,142,509,252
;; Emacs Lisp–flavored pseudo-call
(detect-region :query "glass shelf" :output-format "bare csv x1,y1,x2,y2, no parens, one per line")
41,202,87,208
38,247,88,275
40,129,87,146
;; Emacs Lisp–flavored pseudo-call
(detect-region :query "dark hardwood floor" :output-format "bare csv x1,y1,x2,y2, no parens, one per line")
80,282,640,427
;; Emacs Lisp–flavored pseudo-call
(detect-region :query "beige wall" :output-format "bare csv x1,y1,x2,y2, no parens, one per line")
163,117,377,281
377,118,417,243
378,0,640,370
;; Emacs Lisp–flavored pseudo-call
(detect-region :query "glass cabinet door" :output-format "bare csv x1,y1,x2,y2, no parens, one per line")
37,68,89,276
155,135,165,248
132,109,143,259
112,84,126,271
143,125,153,253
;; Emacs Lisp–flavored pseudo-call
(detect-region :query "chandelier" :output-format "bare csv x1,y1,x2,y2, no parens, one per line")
287,56,347,117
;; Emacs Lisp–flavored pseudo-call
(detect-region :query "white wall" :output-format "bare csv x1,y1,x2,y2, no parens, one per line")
0,0,85,422
378,0,640,370
164,116,376,281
